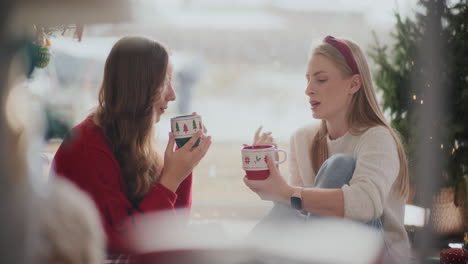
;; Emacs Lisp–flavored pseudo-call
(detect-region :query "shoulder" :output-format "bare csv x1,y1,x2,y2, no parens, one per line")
357,125,398,152
360,126,394,141
53,119,120,182
69,117,109,148
291,122,321,143
55,117,112,160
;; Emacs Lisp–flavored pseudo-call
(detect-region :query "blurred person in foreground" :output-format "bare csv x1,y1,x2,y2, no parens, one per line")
51,36,212,254
36,177,104,264
244,36,410,264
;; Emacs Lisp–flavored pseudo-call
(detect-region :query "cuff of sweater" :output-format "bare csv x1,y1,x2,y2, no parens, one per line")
154,182,178,202
138,183,179,212
342,185,372,222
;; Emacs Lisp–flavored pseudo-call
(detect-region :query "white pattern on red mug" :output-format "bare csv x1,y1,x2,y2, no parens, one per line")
241,145,287,180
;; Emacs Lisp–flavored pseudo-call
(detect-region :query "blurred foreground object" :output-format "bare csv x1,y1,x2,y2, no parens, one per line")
130,210,384,264
35,177,105,264
11,0,131,26
370,0,468,235
440,247,468,264
0,1,130,263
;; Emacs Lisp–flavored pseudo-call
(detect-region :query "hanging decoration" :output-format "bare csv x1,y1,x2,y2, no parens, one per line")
28,24,84,73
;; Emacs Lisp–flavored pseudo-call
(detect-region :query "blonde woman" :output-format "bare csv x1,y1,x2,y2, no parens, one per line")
244,36,410,263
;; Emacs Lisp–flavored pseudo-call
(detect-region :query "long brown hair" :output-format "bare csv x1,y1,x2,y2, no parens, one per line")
310,39,409,198
94,36,169,204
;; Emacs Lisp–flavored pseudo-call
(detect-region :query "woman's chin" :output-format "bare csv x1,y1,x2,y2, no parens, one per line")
154,113,162,124
312,111,322,119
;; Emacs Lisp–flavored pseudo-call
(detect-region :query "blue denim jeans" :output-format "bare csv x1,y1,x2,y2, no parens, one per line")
254,153,383,229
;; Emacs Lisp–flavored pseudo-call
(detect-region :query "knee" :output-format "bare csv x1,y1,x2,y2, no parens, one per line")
326,154,356,172
314,154,356,188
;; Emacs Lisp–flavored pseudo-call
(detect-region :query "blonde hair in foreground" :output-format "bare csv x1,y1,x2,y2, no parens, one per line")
37,177,105,264
309,38,409,198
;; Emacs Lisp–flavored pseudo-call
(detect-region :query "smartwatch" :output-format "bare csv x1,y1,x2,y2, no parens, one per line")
290,187,303,210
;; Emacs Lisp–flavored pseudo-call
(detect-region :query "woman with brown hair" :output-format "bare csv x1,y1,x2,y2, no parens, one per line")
244,36,410,263
52,36,212,253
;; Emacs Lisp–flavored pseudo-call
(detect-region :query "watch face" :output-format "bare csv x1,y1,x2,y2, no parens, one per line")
291,196,302,210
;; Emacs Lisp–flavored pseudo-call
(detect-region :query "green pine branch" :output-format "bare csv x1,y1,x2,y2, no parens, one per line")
370,0,468,202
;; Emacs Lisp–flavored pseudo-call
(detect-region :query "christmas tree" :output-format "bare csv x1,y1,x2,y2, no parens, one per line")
193,120,197,130
183,124,188,133
176,122,180,132
370,0,468,206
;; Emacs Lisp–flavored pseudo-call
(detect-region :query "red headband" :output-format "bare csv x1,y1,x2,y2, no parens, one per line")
323,36,359,74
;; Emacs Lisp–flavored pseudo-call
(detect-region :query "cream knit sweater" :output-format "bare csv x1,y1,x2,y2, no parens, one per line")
289,123,410,263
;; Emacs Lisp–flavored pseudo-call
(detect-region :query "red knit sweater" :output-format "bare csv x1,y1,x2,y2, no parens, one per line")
52,117,192,253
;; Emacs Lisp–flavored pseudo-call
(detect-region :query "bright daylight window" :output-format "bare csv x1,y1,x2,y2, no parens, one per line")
32,0,418,234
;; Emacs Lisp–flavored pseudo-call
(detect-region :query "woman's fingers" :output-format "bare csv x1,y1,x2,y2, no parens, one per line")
243,176,254,188
254,126,263,142
243,176,262,192
190,136,212,168
266,154,280,176
180,131,203,151
253,126,277,146
165,132,176,155
252,124,271,144
194,135,212,159
255,132,274,145
191,112,208,134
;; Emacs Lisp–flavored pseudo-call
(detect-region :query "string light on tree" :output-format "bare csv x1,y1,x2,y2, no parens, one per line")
370,0,468,213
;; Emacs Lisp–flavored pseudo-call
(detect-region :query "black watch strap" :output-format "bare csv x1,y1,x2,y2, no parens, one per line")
291,196,303,210
290,187,303,210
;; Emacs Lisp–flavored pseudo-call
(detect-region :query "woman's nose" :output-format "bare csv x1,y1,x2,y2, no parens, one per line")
166,85,176,101
305,83,315,96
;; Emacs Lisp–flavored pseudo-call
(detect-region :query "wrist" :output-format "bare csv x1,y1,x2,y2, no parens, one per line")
290,186,304,211
159,173,181,193
280,184,294,205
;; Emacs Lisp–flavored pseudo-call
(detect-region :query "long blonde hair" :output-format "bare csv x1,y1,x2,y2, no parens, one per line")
95,37,168,204
310,38,409,198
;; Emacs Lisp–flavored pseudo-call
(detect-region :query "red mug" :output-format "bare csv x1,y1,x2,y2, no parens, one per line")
241,145,287,180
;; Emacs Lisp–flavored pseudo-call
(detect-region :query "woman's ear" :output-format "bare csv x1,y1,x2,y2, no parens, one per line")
349,74,362,94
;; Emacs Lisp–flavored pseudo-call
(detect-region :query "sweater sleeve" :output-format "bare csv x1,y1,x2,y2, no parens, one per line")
288,131,304,187
56,145,179,253
341,127,400,222
91,148,181,251
174,173,192,209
